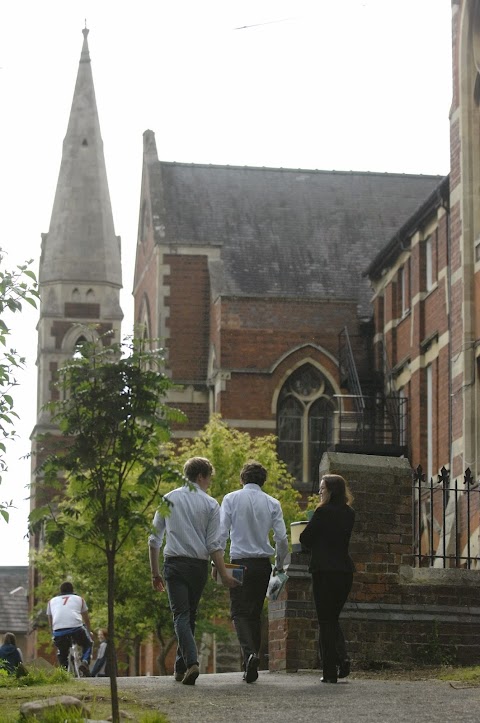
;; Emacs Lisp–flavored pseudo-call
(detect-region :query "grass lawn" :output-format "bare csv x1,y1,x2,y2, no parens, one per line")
0,668,168,722
437,665,480,685
352,663,480,684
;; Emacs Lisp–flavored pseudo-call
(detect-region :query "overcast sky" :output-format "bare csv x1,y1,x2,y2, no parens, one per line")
0,0,452,566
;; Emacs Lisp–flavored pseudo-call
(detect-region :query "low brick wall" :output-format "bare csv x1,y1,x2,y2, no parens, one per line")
268,453,480,671
268,552,316,672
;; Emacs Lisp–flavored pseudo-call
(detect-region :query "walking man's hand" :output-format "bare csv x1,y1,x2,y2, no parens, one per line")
152,574,165,592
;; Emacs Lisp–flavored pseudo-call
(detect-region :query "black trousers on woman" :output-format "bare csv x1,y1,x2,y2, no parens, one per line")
311,570,353,681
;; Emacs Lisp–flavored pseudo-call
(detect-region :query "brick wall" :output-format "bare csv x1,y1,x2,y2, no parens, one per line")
215,297,358,421
373,209,450,474
165,255,210,381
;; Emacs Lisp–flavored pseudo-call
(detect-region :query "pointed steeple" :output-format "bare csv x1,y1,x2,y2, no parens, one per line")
40,28,122,287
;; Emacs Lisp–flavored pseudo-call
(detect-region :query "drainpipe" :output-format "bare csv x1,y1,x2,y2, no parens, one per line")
440,193,452,474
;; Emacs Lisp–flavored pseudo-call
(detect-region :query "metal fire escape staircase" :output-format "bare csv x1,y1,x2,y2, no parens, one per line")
340,327,365,411
336,327,407,454
337,327,367,447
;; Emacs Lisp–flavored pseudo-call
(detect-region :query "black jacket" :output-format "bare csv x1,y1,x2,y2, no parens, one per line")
299,503,355,573
0,643,21,674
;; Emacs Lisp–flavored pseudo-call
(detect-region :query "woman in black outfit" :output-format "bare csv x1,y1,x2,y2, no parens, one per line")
299,473,355,684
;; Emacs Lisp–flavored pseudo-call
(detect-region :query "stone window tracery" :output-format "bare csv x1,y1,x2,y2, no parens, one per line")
277,363,335,485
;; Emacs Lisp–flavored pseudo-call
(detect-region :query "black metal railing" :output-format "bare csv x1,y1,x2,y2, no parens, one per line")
333,394,408,451
413,465,480,569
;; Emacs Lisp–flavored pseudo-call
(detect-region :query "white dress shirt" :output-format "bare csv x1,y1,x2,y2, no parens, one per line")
148,483,222,559
219,483,289,569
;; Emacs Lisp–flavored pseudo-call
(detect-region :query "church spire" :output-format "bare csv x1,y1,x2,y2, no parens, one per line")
40,28,122,288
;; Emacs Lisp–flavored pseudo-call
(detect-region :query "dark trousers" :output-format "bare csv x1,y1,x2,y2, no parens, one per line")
163,556,208,673
230,557,271,667
311,570,353,680
53,626,92,669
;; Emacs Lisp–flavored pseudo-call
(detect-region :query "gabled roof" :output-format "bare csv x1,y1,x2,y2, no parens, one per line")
0,566,28,634
142,132,442,315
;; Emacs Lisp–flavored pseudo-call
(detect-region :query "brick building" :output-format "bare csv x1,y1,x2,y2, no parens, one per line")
133,138,439,496
366,177,450,480
30,3,480,671
365,1,480,485
133,3,480,493
0,567,28,658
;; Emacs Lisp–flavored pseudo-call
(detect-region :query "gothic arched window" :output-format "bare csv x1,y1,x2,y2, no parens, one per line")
277,364,336,485
72,335,88,360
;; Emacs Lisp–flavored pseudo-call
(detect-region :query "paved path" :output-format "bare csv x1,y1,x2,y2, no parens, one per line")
87,671,480,723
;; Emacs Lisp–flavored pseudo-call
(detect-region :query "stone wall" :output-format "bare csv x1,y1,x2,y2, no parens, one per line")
268,452,480,671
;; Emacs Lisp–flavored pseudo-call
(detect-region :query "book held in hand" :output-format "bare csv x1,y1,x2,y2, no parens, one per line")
216,563,245,585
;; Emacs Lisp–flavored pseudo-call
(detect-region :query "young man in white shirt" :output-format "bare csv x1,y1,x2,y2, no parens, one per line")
149,456,237,686
46,581,92,676
219,460,288,683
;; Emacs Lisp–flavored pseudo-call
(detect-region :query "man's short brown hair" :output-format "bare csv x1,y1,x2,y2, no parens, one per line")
240,461,267,487
183,457,214,482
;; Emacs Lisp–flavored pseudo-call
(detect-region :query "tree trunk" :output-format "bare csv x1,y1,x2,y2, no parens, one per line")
157,633,176,675
107,550,120,723
133,635,141,676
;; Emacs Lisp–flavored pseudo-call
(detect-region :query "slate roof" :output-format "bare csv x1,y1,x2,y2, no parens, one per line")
149,157,442,315
366,175,449,281
0,566,28,634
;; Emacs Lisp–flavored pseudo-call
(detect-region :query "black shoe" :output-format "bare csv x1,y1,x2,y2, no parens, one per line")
338,660,351,679
245,654,259,683
182,664,199,685
321,677,337,684
78,661,90,677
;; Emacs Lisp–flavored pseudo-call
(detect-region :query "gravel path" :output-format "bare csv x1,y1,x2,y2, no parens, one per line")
86,670,480,723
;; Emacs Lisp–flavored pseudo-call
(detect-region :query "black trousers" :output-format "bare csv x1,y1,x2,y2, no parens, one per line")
311,570,353,680
163,556,208,673
53,626,92,669
230,557,271,667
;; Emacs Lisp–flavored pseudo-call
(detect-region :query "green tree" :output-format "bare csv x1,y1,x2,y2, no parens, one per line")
32,413,302,686
172,414,303,529
0,252,39,521
33,519,232,676
29,335,184,723
32,531,175,675
0,249,38,522
170,416,303,665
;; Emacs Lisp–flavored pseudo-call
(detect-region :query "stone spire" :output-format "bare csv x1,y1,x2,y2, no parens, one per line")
40,28,122,287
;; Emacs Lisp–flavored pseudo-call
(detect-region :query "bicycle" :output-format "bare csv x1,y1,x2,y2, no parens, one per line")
66,638,90,678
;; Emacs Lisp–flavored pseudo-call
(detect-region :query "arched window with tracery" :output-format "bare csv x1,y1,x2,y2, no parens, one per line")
72,335,88,359
277,364,336,486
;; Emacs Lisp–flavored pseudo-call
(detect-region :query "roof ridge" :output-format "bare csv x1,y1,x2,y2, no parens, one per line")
157,160,443,179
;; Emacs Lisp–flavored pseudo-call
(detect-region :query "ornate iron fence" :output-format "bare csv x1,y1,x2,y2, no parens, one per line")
413,465,480,569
